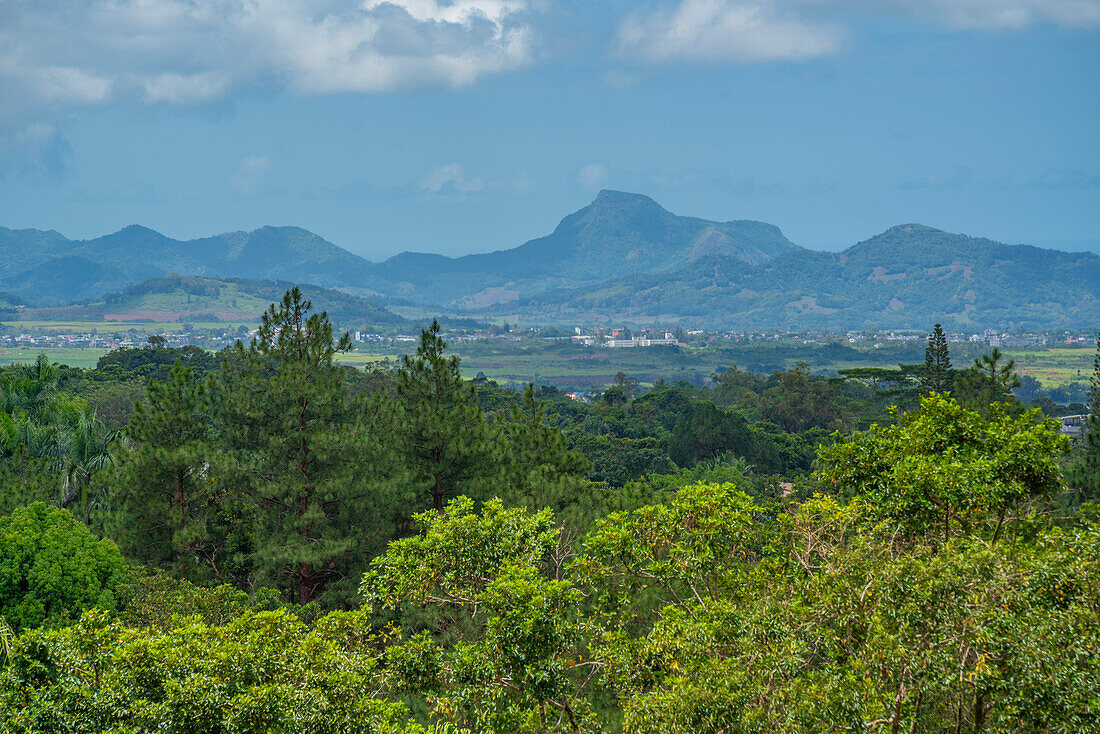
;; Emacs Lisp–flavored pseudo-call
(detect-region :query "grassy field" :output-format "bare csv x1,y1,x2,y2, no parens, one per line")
5,320,257,332
5,341,1092,393
0,347,108,369
1005,347,1095,387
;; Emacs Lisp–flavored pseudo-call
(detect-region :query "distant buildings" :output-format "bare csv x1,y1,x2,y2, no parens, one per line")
1059,414,1088,438
606,337,677,348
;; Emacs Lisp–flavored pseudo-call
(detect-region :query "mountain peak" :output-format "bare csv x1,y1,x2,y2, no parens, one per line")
115,224,165,237
592,189,663,208
879,223,943,237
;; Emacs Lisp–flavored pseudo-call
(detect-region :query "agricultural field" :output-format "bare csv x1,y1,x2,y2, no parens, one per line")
1004,347,1095,387
6,339,1093,396
0,347,108,369
4,320,257,332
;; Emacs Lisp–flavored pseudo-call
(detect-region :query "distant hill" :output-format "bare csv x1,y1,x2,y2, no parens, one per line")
0,225,377,305
363,190,799,305
3,197,1097,329
0,192,796,306
509,224,1100,329
16,274,404,329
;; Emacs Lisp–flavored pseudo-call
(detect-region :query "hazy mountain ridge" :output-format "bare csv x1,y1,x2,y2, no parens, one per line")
345,190,799,304
0,191,796,306
0,225,380,304
10,274,404,328
510,224,1100,329
2,196,1096,328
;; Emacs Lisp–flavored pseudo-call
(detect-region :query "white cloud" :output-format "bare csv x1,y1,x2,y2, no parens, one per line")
577,163,610,190
901,0,1100,30
0,0,533,115
422,163,484,195
615,0,846,63
615,0,1100,64
0,124,73,181
231,155,275,195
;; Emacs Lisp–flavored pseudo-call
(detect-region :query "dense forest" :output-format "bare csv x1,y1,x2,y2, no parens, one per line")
1,290,1098,733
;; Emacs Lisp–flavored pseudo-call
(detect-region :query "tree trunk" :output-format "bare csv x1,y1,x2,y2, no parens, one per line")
175,469,187,580
298,489,312,605
299,561,311,606
82,481,90,525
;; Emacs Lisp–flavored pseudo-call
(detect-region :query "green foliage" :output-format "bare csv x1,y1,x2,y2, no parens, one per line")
114,569,254,630
817,393,1068,541
364,497,597,733
390,319,505,511
921,322,953,394
0,503,127,632
0,355,119,524
957,347,1022,414
1069,331,1100,501
599,494,1100,733
96,344,216,381
105,361,215,580
212,287,392,606
0,608,413,734
668,402,754,467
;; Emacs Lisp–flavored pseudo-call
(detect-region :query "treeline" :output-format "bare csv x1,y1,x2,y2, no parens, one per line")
0,294,1098,732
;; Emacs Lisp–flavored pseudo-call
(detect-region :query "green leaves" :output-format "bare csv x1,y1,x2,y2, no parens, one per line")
817,393,1069,541
0,608,413,734
0,503,127,633
211,288,394,607
363,497,594,734
389,319,507,512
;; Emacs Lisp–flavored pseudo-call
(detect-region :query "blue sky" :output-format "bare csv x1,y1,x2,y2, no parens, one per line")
0,0,1097,260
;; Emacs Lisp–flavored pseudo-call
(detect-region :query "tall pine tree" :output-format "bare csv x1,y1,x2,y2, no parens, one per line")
502,384,590,496
212,288,379,606
106,361,212,580
957,347,1020,415
391,319,504,512
921,323,953,394
1073,331,1100,500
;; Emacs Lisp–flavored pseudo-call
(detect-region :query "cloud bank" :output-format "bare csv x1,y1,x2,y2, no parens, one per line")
616,0,846,63
0,0,532,114
615,0,1100,64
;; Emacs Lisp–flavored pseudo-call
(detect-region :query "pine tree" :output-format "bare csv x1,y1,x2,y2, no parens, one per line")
392,319,504,512
957,347,1020,415
211,288,377,606
503,384,590,496
921,323,953,394
106,361,212,580
1074,331,1100,499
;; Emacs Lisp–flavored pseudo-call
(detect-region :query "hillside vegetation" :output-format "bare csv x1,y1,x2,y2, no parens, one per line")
3,198,1097,329
13,274,403,329
0,295,1098,733
512,224,1100,329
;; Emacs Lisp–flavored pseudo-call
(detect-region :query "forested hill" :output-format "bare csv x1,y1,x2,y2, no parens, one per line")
362,189,799,306
508,223,1100,329
0,192,796,306
0,225,378,305
16,274,404,329
3,204,1097,329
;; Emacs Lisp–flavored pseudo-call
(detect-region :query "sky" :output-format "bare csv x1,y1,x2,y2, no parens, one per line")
0,0,1097,260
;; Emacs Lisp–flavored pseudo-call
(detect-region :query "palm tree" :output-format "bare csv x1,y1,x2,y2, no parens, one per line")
0,354,61,420
0,616,13,668
55,410,119,525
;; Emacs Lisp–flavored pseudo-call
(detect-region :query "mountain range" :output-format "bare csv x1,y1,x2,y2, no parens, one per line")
2,191,1097,329
514,223,1100,329
6,274,405,330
